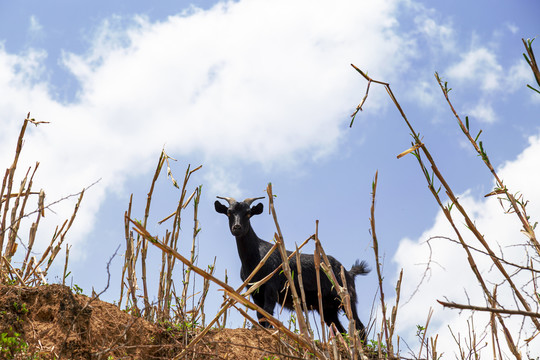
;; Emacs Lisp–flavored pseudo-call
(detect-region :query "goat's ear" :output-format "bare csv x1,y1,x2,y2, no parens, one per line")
214,201,228,214
250,202,263,216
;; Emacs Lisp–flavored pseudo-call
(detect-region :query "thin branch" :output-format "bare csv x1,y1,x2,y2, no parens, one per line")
438,300,540,318
0,179,100,237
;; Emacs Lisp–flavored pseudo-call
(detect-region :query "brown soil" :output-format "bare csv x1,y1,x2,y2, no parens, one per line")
0,284,300,360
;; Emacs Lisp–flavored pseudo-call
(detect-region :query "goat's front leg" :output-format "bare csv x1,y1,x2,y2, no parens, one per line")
253,289,277,328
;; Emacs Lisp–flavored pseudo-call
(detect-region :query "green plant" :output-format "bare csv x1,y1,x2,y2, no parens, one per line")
0,327,29,359
12,302,28,315
159,318,200,333
287,313,298,333
416,324,426,337
71,284,83,295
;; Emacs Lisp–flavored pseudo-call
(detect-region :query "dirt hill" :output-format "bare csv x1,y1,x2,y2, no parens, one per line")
0,284,290,359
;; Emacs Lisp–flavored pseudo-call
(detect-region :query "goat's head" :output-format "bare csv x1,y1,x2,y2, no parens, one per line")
214,196,264,237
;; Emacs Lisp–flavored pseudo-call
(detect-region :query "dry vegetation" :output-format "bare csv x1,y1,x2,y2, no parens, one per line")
0,38,538,359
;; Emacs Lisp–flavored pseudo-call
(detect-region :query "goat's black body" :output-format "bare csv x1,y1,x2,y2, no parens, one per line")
215,198,369,341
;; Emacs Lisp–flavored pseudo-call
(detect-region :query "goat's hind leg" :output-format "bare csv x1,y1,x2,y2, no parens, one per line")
351,304,368,342
323,308,346,334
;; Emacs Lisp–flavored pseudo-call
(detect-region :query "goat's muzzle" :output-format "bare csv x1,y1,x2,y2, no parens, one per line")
231,223,243,236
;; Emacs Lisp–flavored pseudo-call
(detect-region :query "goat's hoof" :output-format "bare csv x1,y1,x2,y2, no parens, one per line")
258,319,273,329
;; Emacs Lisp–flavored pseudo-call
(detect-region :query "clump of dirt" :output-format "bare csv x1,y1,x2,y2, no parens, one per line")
0,284,299,359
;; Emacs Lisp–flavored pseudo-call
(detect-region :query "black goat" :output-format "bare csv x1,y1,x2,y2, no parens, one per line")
215,196,370,341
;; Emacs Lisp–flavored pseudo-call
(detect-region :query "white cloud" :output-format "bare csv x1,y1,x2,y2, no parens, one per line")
445,46,534,125
465,100,497,123
507,60,536,93
410,80,439,107
413,11,456,53
447,47,503,92
29,15,44,38
203,166,242,199
506,22,519,35
392,134,540,356
0,0,411,255
446,44,534,96
60,0,409,167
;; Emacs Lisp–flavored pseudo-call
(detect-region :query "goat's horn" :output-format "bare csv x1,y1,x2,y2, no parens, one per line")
243,197,265,206
216,196,236,205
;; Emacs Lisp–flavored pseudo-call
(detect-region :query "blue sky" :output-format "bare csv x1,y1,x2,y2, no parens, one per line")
1,0,539,356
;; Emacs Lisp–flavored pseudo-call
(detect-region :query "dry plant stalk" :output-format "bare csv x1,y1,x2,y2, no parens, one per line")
522,38,540,94
118,146,404,359
119,194,139,315
129,218,327,359
122,163,370,359
370,171,389,351
1,113,84,287
120,153,330,358
367,170,404,359
313,226,366,358
265,183,311,338
313,233,328,346
351,37,540,358
179,233,316,358
295,244,313,335
118,150,203,327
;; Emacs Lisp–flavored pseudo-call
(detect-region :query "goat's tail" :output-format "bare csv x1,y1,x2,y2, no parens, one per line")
349,260,370,278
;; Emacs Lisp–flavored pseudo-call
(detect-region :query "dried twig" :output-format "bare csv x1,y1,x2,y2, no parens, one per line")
438,300,540,318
